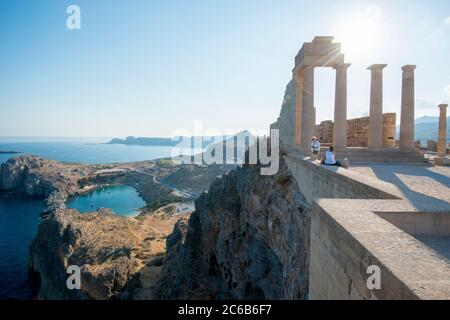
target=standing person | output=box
[310,136,321,161]
[322,146,341,167]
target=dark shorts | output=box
[312,150,319,155]
[322,161,341,167]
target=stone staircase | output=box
[336,147,430,165]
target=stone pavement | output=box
[349,164,450,212]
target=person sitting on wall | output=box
[321,146,341,167]
[310,136,321,161]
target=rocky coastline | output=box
[0,155,234,299]
[1,153,310,300]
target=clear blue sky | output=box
[0,0,449,138]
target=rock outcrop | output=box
[0,156,91,197]
[0,156,51,196]
[160,158,311,299]
[29,206,189,300]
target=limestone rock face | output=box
[0,156,70,197]
[0,156,34,192]
[160,158,311,299]
[29,207,186,300]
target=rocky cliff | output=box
[29,206,187,300]
[0,156,192,299]
[159,157,311,299]
[0,156,56,197]
[0,156,94,212]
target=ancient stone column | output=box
[438,104,448,158]
[367,64,387,149]
[333,63,351,151]
[400,65,416,149]
[301,67,315,153]
[294,71,304,146]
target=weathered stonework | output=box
[315,113,396,148]
[285,154,450,300]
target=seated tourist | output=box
[322,146,341,167]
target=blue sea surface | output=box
[0,195,44,300]
[0,137,184,165]
[67,185,146,216]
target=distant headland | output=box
[107,132,254,149]
[107,136,180,147]
[0,150,21,155]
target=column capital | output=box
[333,63,351,71]
[402,65,416,72]
[367,64,387,71]
[439,104,448,110]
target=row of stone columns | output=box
[367,64,417,150]
[295,63,351,153]
[296,62,420,153]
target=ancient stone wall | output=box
[271,80,296,147]
[427,140,438,152]
[315,121,333,144]
[383,113,396,147]
[314,113,396,147]
[285,155,449,300]
[284,155,400,204]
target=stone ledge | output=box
[313,199,450,300]
[285,154,403,203]
[285,155,450,299]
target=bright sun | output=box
[336,6,384,62]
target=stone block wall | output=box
[315,113,396,147]
[271,80,296,147]
[383,113,396,147]
[285,154,400,204]
[427,140,438,152]
[285,155,450,300]
[315,121,333,144]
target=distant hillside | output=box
[396,116,450,144]
[108,136,180,146]
[108,131,254,150]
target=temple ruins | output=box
[271,36,435,164]
[271,37,449,299]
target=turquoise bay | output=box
[67,185,146,216]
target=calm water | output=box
[67,185,146,216]
[0,195,44,300]
[0,137,188,165]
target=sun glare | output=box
[336,6,384,62]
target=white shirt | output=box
[311,140,320,150]
[324,151,336,165]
